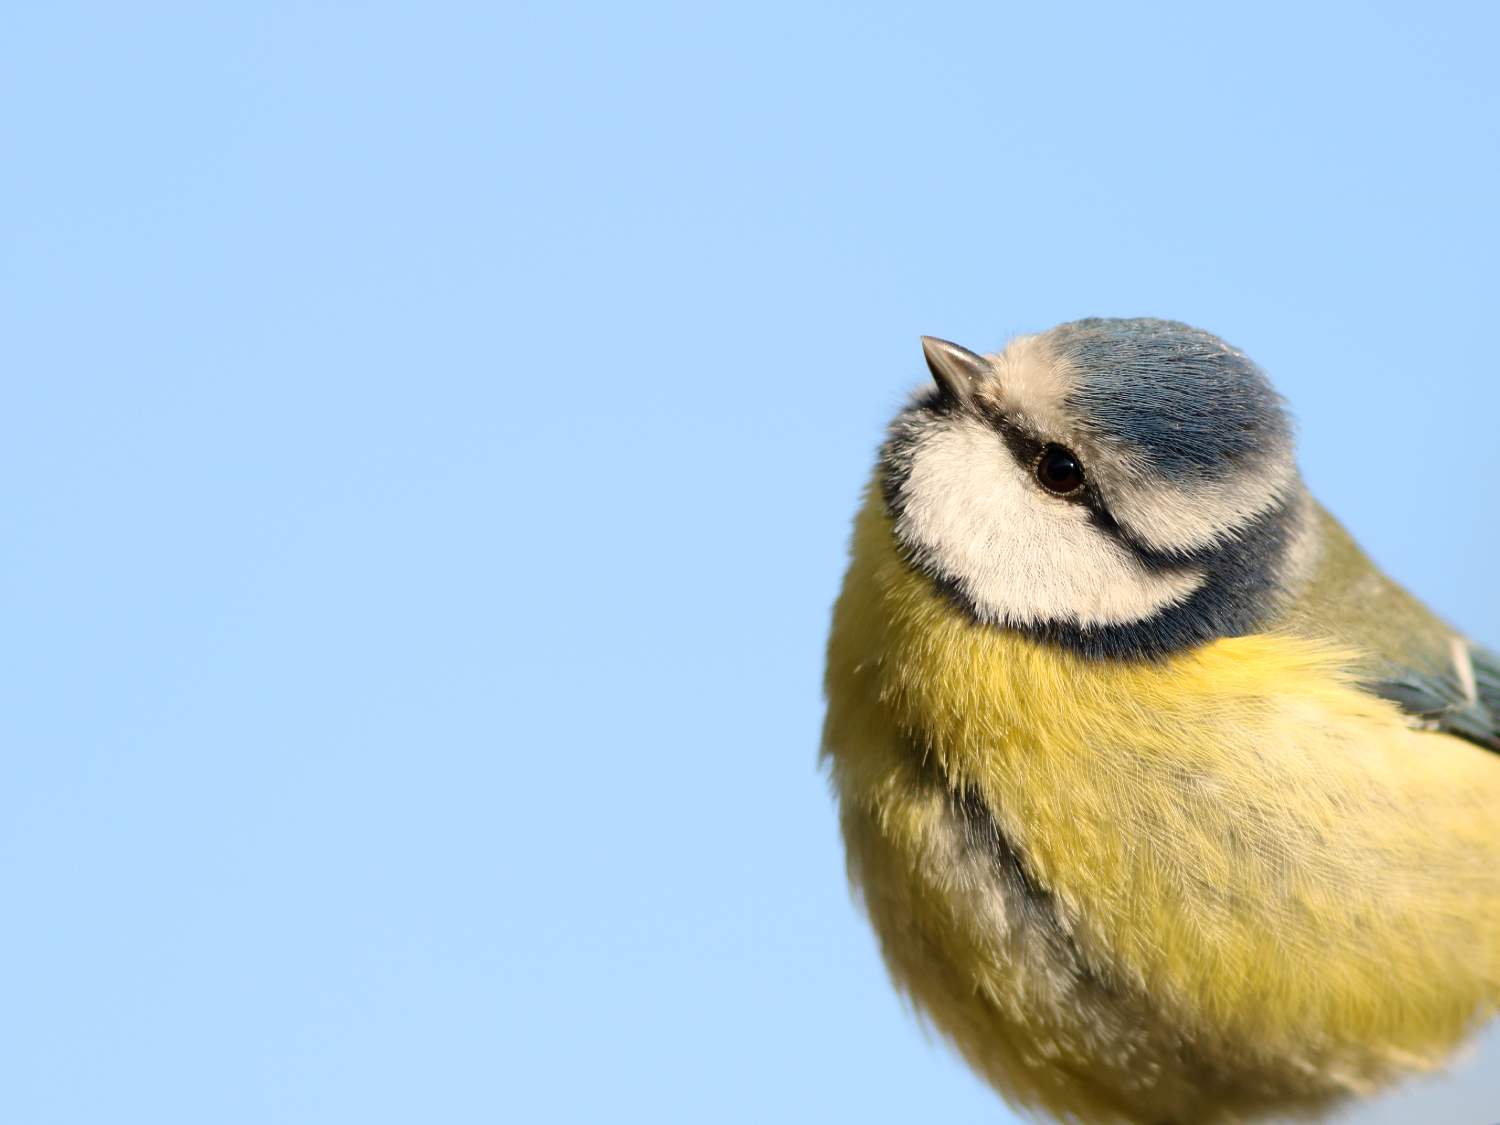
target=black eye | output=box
[1036,446,1084,494]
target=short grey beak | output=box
[920,336,992,404]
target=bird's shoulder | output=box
[1276,503,1500,752]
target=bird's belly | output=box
[840,756,1403,1125]
[832,656,1500,1121]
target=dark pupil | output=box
[1038,448,1083,493]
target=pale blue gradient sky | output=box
[1,3,1497,1123]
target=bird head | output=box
[882,318,1310,658]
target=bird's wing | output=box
[1362,644,1500,750]
[1277,503,1500,752]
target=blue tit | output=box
[822,318,1500,1125]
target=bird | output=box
[821,318,1500,1125]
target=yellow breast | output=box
[823,486,1500,1124]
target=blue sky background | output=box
[2,2,1498,1122]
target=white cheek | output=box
[894,418,1204,628]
